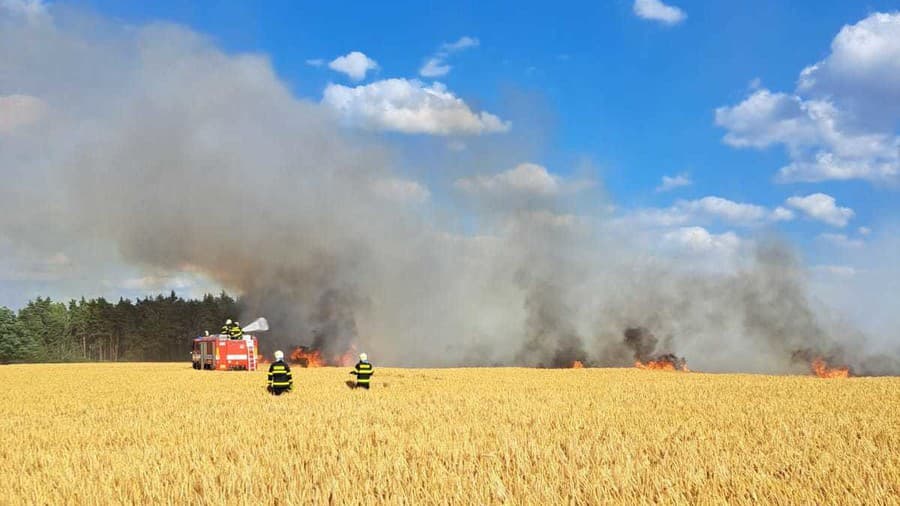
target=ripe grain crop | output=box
[1,363,898,505]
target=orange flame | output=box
[571,361,584,368]
[289,347,326,367]
[635,359,690,372]
[812,358,849,378]
[288,345,359,367]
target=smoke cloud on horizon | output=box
[1,4,897,373]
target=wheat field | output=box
[1,363,898,505]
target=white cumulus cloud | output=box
[771,206,796,222]
[328,51,378,81]
[455,163,563,197]
[681,196,786,225]
[785,193,854,227]
[663,226,740,255]
[633,0,687,25]
[453,164,595,211]
[715,90,820,149]
[798,13,900,121]
[683,197,768,223]
[715,13,900,184]
[627,196,794,228]
[323,78,510,135]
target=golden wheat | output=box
[1,363,898,505]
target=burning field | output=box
[2,362,898,504]
[811,357,850,378]
[289,345,357,368]
[285,325,861,380]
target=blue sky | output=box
[1,0,899,322]
[76,0,898,239]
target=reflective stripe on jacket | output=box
[354,361,374,384]
[268,360,293,388]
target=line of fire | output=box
[191,319,852,378]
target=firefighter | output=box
[229,320,243,339]
[267,350,293,395]
[349,352,374,389]
[220,319,233,335]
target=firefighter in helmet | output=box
[267,350,293,395]
[228,320,243,339]
[220,319,233,335]
[349,352,374,389]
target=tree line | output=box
[0,292,239,363]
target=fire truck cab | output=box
[192,334,260,371]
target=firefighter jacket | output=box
[228,324,243,339]
[267,360,293,390]
[351,361,374,385]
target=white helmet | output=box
[274,350,284,361]
[359,352,368,362]
[225,319,233,325]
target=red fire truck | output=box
[192,335,260,371]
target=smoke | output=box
[623,328,662,362]
[516,278,587,368]
[1,5,897,373]
[623,325,688,371]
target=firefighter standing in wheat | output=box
[349,352,374,389]
[267,350,293,395]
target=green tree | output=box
[0,306,36,362]
[5,291,242,362]
[17,297,70,361]
[67,298,89,359]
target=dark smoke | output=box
[308,289,360,358]
[623,327,660,362]
[516,278,587,368]
[622,327,687,369]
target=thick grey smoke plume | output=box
[1,5,897,373]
